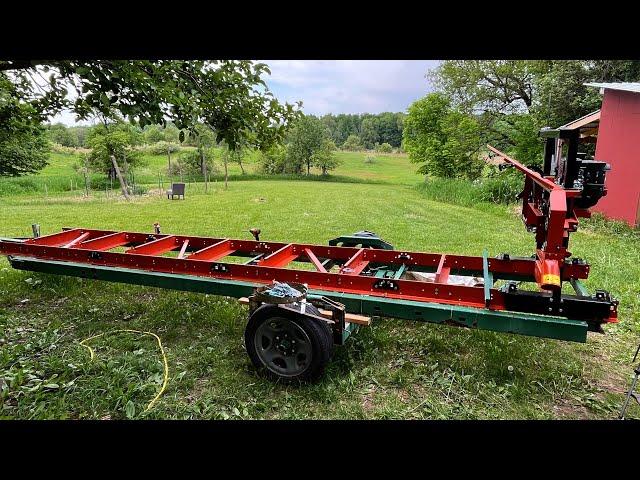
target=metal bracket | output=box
[373,279,399,291]
[210,263,230,274]
[88,251,103,261]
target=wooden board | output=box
[238,297,371,326]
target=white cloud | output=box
[48,60,440,125]
[263,60,440,115]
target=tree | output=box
[403,93,482,179]
[429,60,544,114]
[342,134,363,151]
[360,116,379,149]
[0,60,301,155]
[163,123,181,144]
[376,112,404,147]
[149,141,181,171]
[0,74,49,176]
[143,124,165,144]
[176,148,216,176]
[286,115,327,175]
[312,139,341,175]
[86,121,144,196]
[259,144,288,175]
[534,61,602,129]
[47,123,78,147]
[220,143,244,189]
[428,60,640,165]
[70,126,90,148]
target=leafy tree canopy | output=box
[0,60,301,150]
[286,115,328,175]
[403,92,482,179]
[0,74,49,176]
[86,121,144,175]
[312,139,341,175]
[342,134,363,151]
[428,60,640,164]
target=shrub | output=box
[364,155,376,164]
[376,142,393,153]
[342,134,363,151]
[146,141,181,156]
[258,144,289,174]
[170,149,218,176]
[50,143,79,155]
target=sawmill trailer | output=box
[0,137,619,381]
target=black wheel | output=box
[244,303,333,382]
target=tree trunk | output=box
[110,155,130,200]
[204,160,208,193]
[238,159,245,175]
[307,161,310,175]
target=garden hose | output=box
[79,329,169,413]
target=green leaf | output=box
[125,400,136,419]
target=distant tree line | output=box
[316,112,405,149]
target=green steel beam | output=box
[8,256,588,343]
[570,278,590,297]
[393,263,407,280]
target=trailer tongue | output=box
[0,138,619,381]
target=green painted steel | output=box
[393,263,407,280]
[328,235,394,250]
[571,279,590,297]
[8,256,588,343]
[342,322,359,343]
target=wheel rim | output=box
[254,316,313,377]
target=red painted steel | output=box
[188,239,235,261]
[0,225,599,314]
[340,249,369,275]
[593,89,640,226]
[0,227,562,311]
[487,145,591,290]
[75,232,128,251]
[304,248,327,273]
[259,244,298,268]
[127,235,179,255]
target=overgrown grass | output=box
[1,180,638,419]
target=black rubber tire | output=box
[244,303,333,383]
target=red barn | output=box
[585,82,640,227]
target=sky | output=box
[49,60,440,125]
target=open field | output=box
[1,151,639,420]
[0,149,422,197]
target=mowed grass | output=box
[0,148,420,198]
[1,179,639,420]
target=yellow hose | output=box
[79,329,169,413]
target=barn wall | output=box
[593,89,640,226]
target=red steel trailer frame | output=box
[0,144,620,380]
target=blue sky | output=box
[50,60,440,125]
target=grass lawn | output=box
[0,152,639,419]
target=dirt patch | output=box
[552,398,596,419]
[362,385,376,412]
